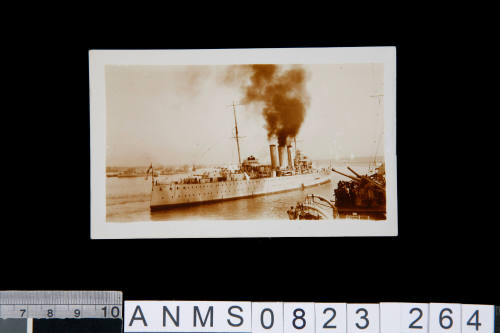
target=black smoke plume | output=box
[226,64,309,146]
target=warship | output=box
[148,106,331,211]
[288,163,386,220]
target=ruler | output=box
[0,290,122,319]
[0,291,123,333]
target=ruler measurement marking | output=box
[0,291,122,320]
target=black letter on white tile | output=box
[228,305,244,327]
[194,306,214,327]
[164,306,180,327]
[129,305,148,327]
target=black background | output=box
[2,11,497,306]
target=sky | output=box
[105,63,384,167]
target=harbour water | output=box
[106,163,373,222]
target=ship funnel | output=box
[287,145,294,169]
[278,145,288,169]
[269,144,278,169]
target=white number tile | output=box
[315,303,347,333]
[461,304,494,333]
[429,303,461,333]
[347,304,380,333]
[379,303,401,333]
[283,303,315,333]
[399,303,429,333]
[252,302,284,333]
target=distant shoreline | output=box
[107,156,385,170]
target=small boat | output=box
[287,194,337,220]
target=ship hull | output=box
[150,172,331,211]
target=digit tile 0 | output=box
[252,302,284,333]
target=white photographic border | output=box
[89,47,397,239]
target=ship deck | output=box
[150,176,331,211]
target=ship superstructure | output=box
[149,104,331,211]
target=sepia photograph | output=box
[90,48,397,238]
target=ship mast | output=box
[232,102,242,167]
